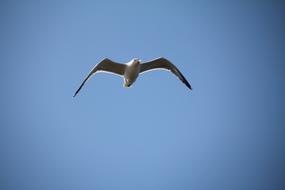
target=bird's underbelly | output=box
[124,66,139,87]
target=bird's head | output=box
[132,58,141,65]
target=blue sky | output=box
[1,1,285,190]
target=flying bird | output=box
[73,57,192,97]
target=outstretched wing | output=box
[73,58,126,97]
[140,57,192,90]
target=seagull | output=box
[73,57,192,97]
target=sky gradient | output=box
[1,1,285,190]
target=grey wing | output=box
[73,58,126,97]
[140,57,192,90]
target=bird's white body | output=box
[123,59,141,87]
[73,57,192,97]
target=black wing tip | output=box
[73,87,82,98]
[73,91,78,98]
[73,82,85,98]
[180,74,192,91]
[187,81,192,90]
[186,83,192,91]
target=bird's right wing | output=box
[73,58,126,97]
[140,57,192,90]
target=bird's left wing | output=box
[140,57,192,90]
[73,58,126,97]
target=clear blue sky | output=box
[1,1,285,190]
